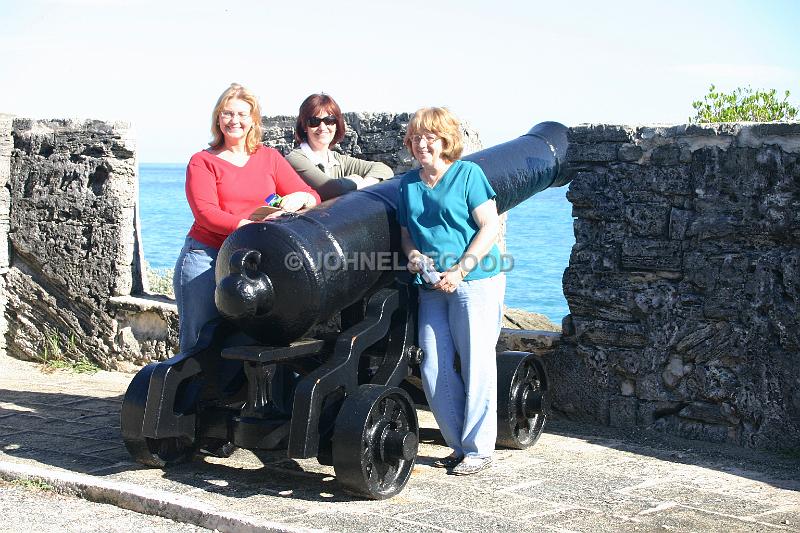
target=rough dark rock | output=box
[4,119,147,369]
[556,122,800,451]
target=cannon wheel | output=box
[121,363,197,467]
[496,351,548,449]
[333,385,419,499]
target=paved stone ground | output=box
[0,353,798,532]
[0,479,211,532]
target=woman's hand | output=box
[345,175,380,190]
[345,175,365,189]
[432,265,466,293]
[279,192,317,212]
[355,176,380,189]
[406,250,429,274]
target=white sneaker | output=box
[451,456,492,475]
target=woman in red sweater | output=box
[173,83,320,352]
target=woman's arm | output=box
[279,191,318,212]
[272,150,321,204]
[400,226,424,273]
[459,198,500,274]
[285,150,358,200]
[435,198,500,292]
[338,153,394,181]
[267,151,320,213]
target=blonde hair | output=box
[403,107,463,163]
[209,83,263,154]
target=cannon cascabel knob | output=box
[215,248,275,319]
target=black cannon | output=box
[121,122,570,499]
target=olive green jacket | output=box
[285,148,394,201]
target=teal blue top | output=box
[397,160,502,283]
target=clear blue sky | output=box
[1,0,798,162]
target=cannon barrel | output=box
[215,121,570,344]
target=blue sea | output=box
[139,163,575,324]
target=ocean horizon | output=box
[139,163,575,324]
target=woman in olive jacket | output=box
[285,93,393,201]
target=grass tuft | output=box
[37,327,99,374]
[13,477,54,491]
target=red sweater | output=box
[185,146,320,248]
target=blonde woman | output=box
[397,107,504,475]
[174,83,320,352]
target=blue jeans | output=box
[173,236,220,353]
[418,274,505,459]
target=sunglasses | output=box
[307,115,337,127]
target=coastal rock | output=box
[502,307,560,332]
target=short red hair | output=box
[294,93,346,147]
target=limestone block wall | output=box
[2,118,163,369]
[550,122,800,450]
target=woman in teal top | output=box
[397,107,504,476]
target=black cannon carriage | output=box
[121,122,571,499]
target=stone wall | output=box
[2,118,173,370]
[550,122,800,450]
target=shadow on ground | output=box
[2,386,799,501]
[544,418,800,492]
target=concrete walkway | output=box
[0,353,798,532]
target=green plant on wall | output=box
[38,327,98,373]
[690,84,798,123]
